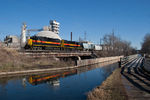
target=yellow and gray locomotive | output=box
[25,35,83,50]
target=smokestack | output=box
[21,23,27,48]
[71,32,72,41]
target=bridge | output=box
[19,50,92,58]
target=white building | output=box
[50,20,60,34]
[4,35,20,48]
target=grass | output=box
[0,46,75,72]
[87,68,127,100]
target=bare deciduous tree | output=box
[141,33,150,54]
[98,33,136,57]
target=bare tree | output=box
[141,33,150,54]
[100,33,136,56]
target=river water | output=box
[0,62,118,100]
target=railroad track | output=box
[19,50,92,58]
[19,50,91,53]
[121,56,150,100]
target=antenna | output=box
[112,29,114,40]
[79,36,81,42]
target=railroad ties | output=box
[121,56,150,100]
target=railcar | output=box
[93,45,102,51]
[63,40,82,50]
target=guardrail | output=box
[120,54,139,67]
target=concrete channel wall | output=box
[144,59,150,72]
[0,56,123,77]
[77,56,123,66]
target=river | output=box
[0,62,118,100]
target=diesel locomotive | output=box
[25,35,83,50]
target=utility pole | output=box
[112,29,115,51]
[100,38,102,45]
[84,31,86,41]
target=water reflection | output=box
[0,62,118,100]
[26,63,104,86]
[27,69,77,86]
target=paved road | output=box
[121,56,150,100]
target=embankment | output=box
[0,47,123,77]
[0,56,122,77]
[87,68,127,100]
[0,47,74,72]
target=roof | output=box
[6,35,18,38]
[35,31,61,40]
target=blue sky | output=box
[0,0,150,49]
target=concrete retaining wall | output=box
[77,56,123,66]
[0,56,123,77]
[144,59,150,72]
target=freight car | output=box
[93,45,102,51]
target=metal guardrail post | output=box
[118,58,121,68]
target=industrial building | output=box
[4,35,20,48]
[20,20,60,48]
[3,20,61,49]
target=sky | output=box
[0,0,150,49]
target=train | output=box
[22,21,102,51]
[25,34,102,51]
